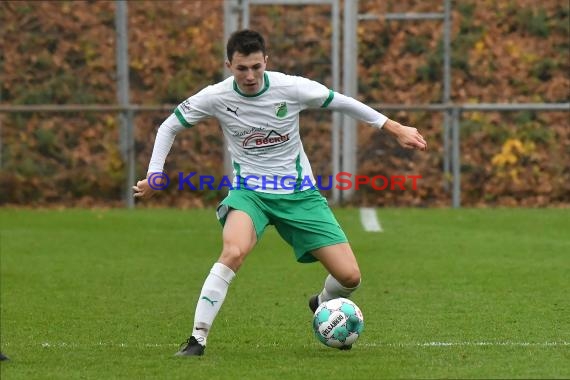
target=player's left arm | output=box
[326,91,427,151]
[296,77,426,151]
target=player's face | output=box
[227,51,267,95]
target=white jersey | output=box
[148,71,388,194]
[175,71,333,193]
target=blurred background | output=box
[1,0,568,209]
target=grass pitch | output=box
[1,208,569,379]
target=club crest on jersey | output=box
[274,102,288,118]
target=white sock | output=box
[191,262,235,346]
[318,274,360,303]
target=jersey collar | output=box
[233,72,270,98]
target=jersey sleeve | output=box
[147,114,185,173]
[327,92,388,128]
[173,85,214,128]
[295,76,334,109]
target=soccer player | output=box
[133,29,427,356]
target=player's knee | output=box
[219,244,246,271]
[338,269,361,289]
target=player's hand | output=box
[132,177,158,200]
[383,119,427,151]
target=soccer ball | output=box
[312,298,364,348]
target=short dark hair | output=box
[226,29,266,62]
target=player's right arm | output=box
[133,88,213,200]
[133,114,185,199]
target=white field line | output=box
[378,341,569,347]
[8,341,566,349]
[359,207,383,232]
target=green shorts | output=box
[216,189,348,263]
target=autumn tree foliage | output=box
[1,1,568,207]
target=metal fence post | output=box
[451,107,461,208]
[115,0,135,208]
[342,0,358,201]
[331,0,341,204]
[443,111,451,190]
[442,0,452,191]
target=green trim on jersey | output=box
[233,161,242,184]
[321,89,334,108]
[294,154,303,192]
[233,72,270,98]
[174,108,193,128]
[233,161,248,188]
